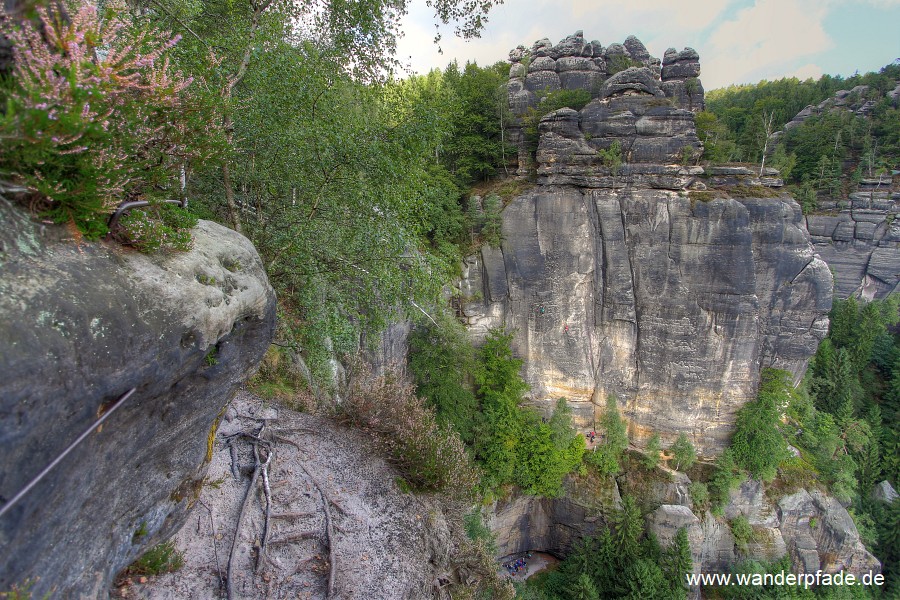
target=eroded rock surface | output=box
[806,186,900,300]
[0,199,276,598]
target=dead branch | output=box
[295,461,337,598]
[196,500,225,594]
[255,443,274,574]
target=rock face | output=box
[507,33,704,177]
[490,472,879,579]
[805,186,900,300]
[462,33,833,454]
[0,199,276,598]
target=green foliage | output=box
[596,141,623,176]
[688,481,709,510]
[439,61,513,186]
[670,433,696,472]
[586,395,628,476]
[118,204,198,252]
[642,433,661,470]
[730,369,790,482]
[709,448,745,515]
[662,528,693,599]
[408,315,478,444]
[126,541,185,576]
[473,331,584,496]
[730,515,753,552]
[0,0,220,240]
[695,110,736,164]
[463,510,498,556]
[606,55,643,75]
[705,64,900,183]
[522,496,693,600]
[479,193,504,247]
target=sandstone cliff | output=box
[461,34,833,454]
[0,198,276,597]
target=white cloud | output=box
[786,63,825,81]
[397,0,734,75]
[702,0,833,88]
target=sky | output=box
[395,0,900,90]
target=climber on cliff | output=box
[564,323,569,333]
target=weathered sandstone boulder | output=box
[0,198,276,597]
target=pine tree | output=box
[643,433,661,469]
[613,496,644,558]
[662,527,693,599]
[565,573,600,600]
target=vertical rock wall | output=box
[461,34,833,454]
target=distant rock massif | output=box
[0,198,276,597]
[782,84,900,300]
[461,33,834,454]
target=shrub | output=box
[729,516,753,552]
[688,481,709,510]
[126,540,184,576]
[116,204,197,252]
[642,433,661,469]
[0,0,218,239]
[340,367,480,500]
[597,141,623,176]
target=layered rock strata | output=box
[0,199,276,598]
[461,34,832,454]
[507,32,705,176]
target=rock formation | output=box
[806,183,900,300]
[0,198,276,597]
[461,33,832,454]
[506,32,705,177]
[780,82,900,300]
[489,471,880,580]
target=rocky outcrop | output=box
[488,474,621,558]
[463,33,833,454]
[461,184,831,452]
[778,82,900,300]
[0,199,276,598]
[806,186,900,300]
[506,32,704,177]
[490,472,878,579]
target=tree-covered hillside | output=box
[699,63,900,212]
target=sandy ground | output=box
[119,390,458,600]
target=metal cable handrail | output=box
[0,388,136,519]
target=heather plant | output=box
[0,0,217,240]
